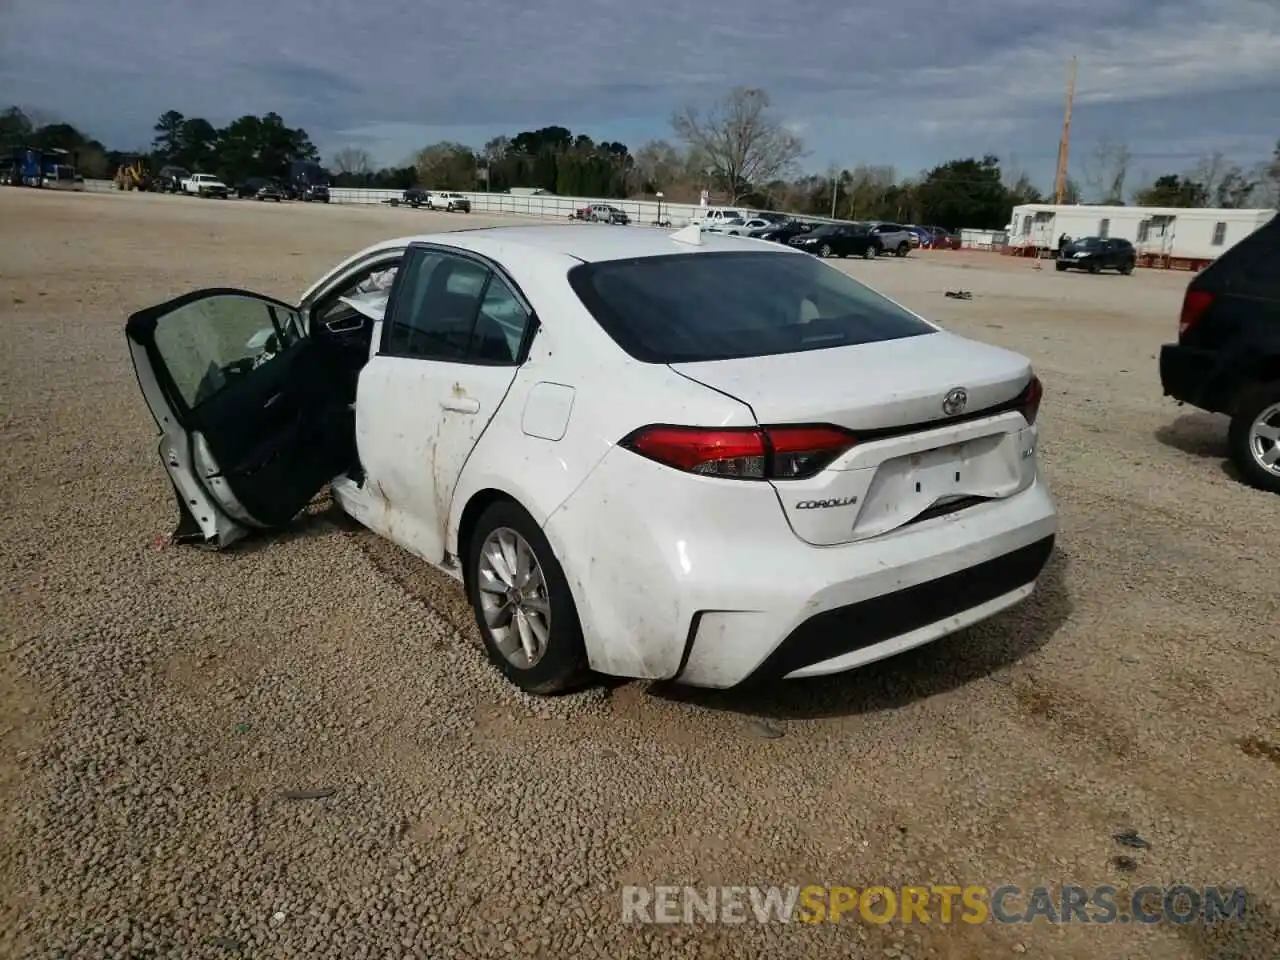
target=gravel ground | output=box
[2,189,1278,960]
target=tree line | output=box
[1,105,319,186]
[5,89,1278,230]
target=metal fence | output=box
[79,179,850,227]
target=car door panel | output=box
[126,288,350,543]
[351,246,533,565]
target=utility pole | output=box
[830,170,839,219]
[1054,56,1078,204]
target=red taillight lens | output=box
[1021,375,1043,425]
[766,425,857,479]
[1179,290,1213,337]
[621,424,856,480]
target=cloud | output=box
[1,0,1276,184]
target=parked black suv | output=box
[154,165,189,194]
[1159,214,1280,493]
[788,222,884,259]
[1056,236,1136,274]
[755,218,813,242]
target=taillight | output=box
[1021,375,1043,425]
[1179,290,1213,337]
[620,424,856,480]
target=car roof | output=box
[368,224,801,264]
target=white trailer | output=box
[1004,203,1276,270]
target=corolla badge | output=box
[942,387,969,416]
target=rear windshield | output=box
[567,251,936,363]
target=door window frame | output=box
[377,243,540,367]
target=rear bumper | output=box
[738,534,1053,684]
[1159,343,1220,411]
[543,446,1059,689]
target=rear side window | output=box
[567,251,936,364]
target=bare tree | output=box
[633,138,683,192]
[331,147,372,177]
[1186,152,1228,207]
[1082,137,1131,204]
[482,136,511,163]
[414,142,477,190]
[670,87,804,203]
[842,165,896,219]
[1212,165,1260,208]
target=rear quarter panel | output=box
[446,245,756,558]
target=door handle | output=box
[440,397,480,414]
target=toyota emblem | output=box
[942,388,968,416]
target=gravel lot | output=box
[2,189,1278,960]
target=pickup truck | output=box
[181,173,230,198]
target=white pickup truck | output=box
[181,173,230,199]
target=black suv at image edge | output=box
[1159,214,1280,493]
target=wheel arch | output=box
[1230,353,1280,412]
[455,487,520,580]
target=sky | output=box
[2,0,1278,192]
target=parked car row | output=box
[692,209,962,259]
[387,189,472,212]
[146,163,331,203]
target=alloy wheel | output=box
[476,527,552,668]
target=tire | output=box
[1120,260,1134,275]
[1056,263,1068,272]
[863,245,878,260]
[1227,382,1280,494]
[895,243,909,257]
[819,244,833,258]
[1088,262,1101,274]
[465,500,588,694]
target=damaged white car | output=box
[126,225,1058,694]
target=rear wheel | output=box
[863,244,878,260]
[1088,262,1101,274]
[1120,260,1135,275]
[895,243,909,257]
[466,500,588,693]
[819,244,833,257]
[1228,383,1280,494]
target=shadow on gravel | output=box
[651,547,1073,721]
[1176,890,1280,960]
[1154,412,1229,459]
[223,499,359,554]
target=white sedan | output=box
[126,224,1058,694]
[705,217,775,235]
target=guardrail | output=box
[80,178,848,227]
[78,179,967,242]
[331,188,716,225]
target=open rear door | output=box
[126,288,354,548]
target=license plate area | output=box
[851,434,1021,539]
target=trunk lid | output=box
[670,331,1039,545]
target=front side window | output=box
[383,249,530,363]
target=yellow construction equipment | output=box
[114,157,152,191]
